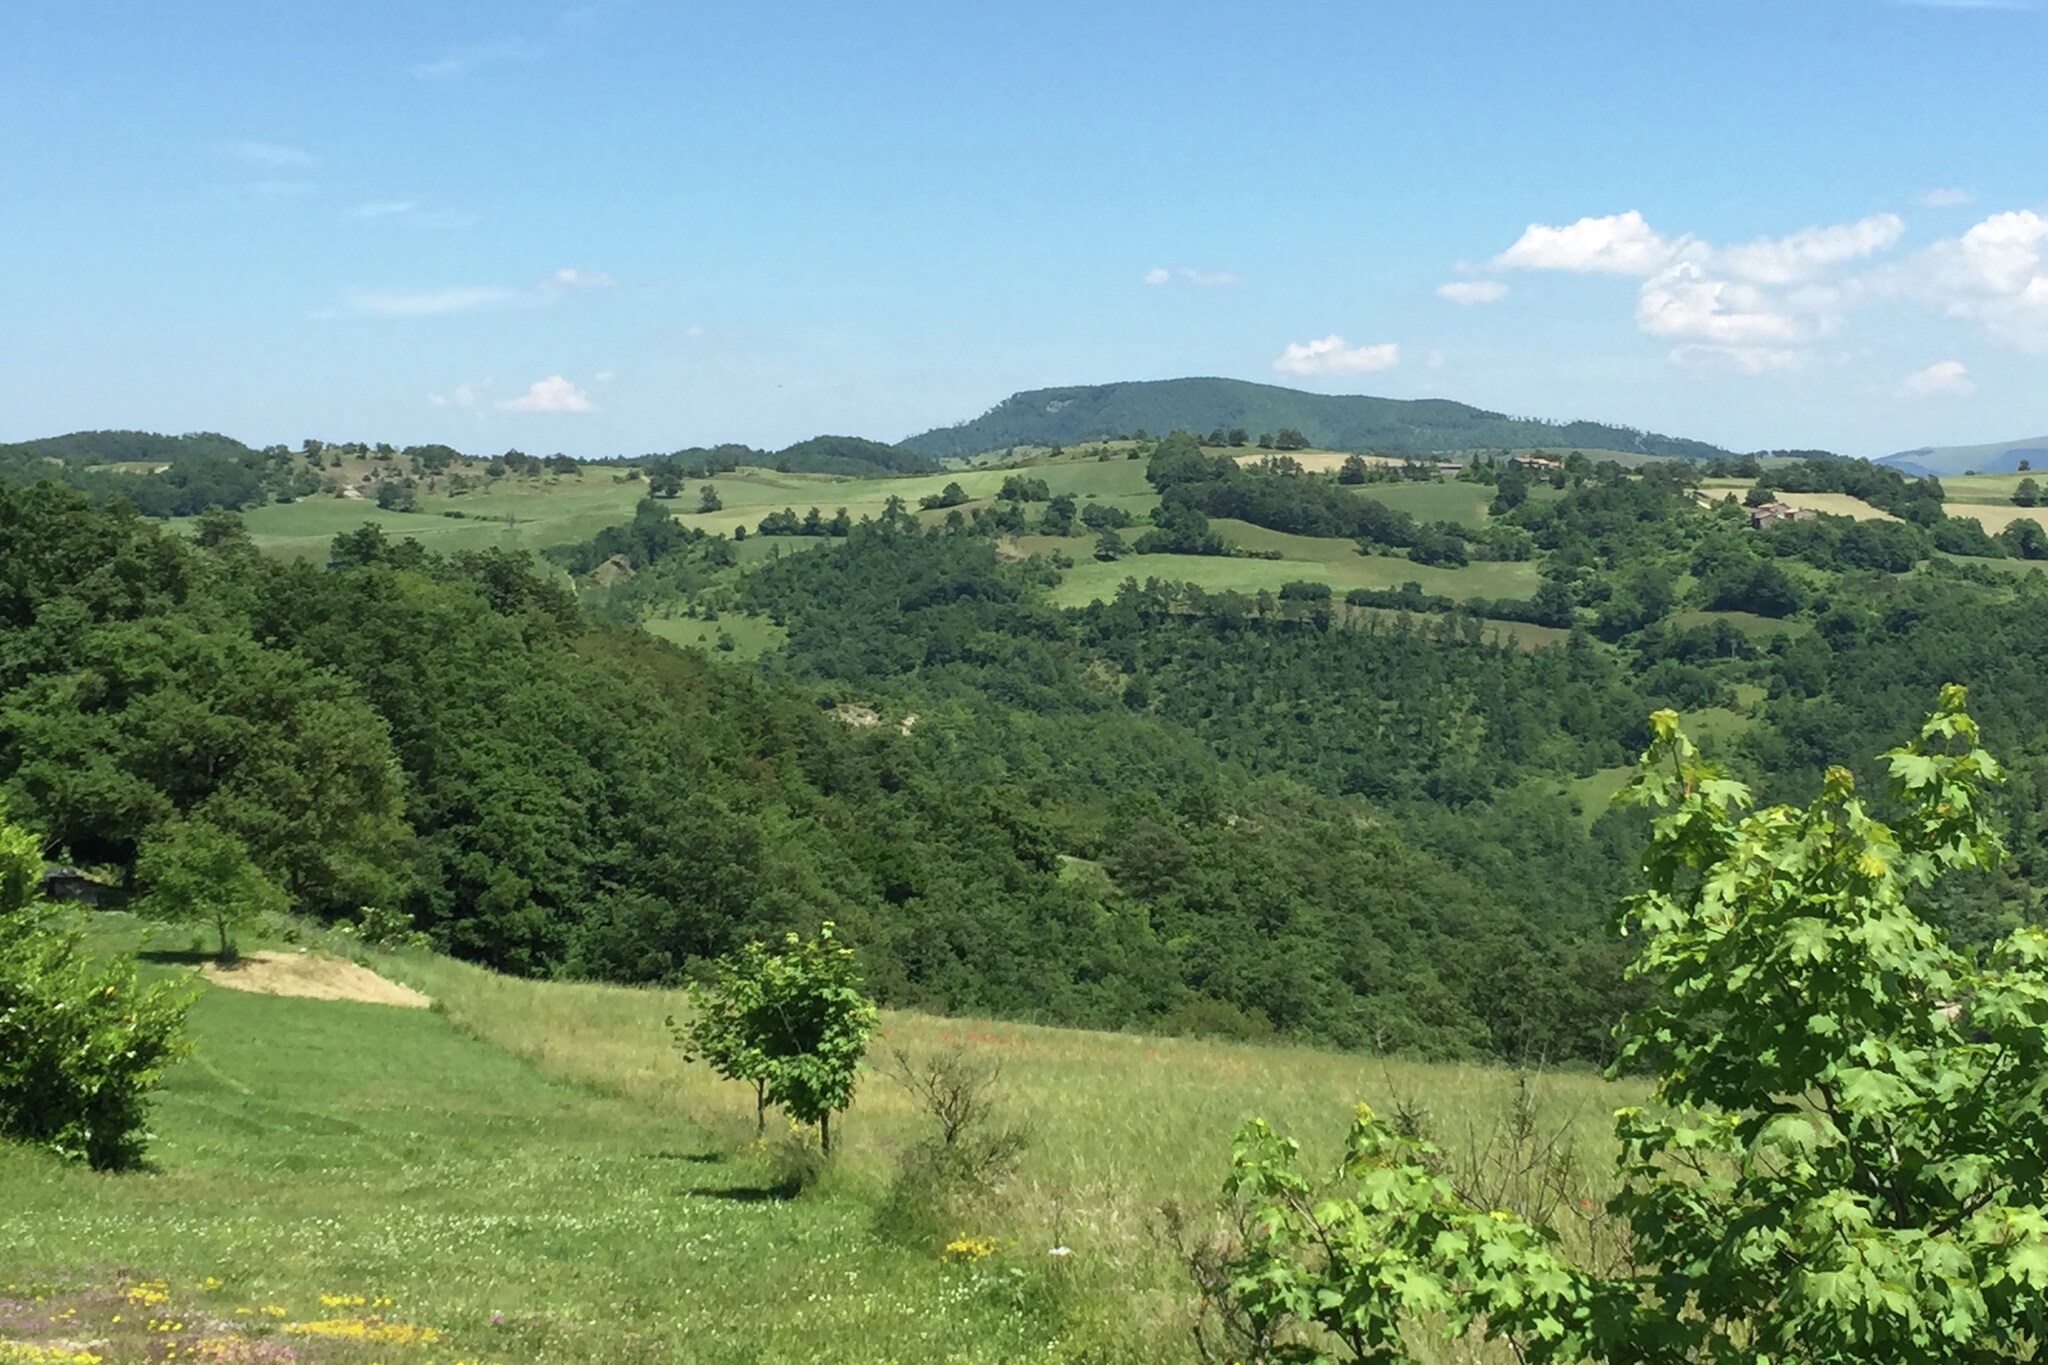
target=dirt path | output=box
[202,950,432,1008]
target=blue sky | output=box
[4,1,2044,457]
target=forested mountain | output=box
[1879,434,2048,477]
[900,378,1734,460]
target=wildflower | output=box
[1047,1246,1072,1258]
[941,1235,998,1263]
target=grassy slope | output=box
[1,918,1632,1364]
[173,474,652,560]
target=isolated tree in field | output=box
[1337,454,1369,485]
[1196,687,2048,1364]
[697,484,723,513]
[672,924,877,1152]
[670,945,773,1134]
[2012,476,2039,508]
[0,799,191,1170]
[134,817,287,962]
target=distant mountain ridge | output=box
[1877,436,2048,478]
[900,377,1734,461]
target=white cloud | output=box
[1143,265,1239,286]
[1900,359,1976,397]
[1890,209,2048,349]
[1489,209,1916,371]
[1494,210,1678,275]
[1714,214,1903,285]
[1637,263,1802,345]
[351,200,417,219]
[348,286,515,317]
[549,266,615,289]
[411,36,542,80]
[499,375,594,413]
[1921,187,1975,207]
[1273,335,1400,376]
[1437,280,1508,305]
[1668,344,1809,374]
[231,140,315,167]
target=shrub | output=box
[1189,687,2048,1364]
[0,803,192,1170]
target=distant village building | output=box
[1748,500,1818,530]
[1510,455,1563,473]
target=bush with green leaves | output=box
[1194,686,2048,1364]
[0,802,192,1170]
[672,923,876,1153]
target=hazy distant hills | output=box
[1877,436,2048,478]
[900,377,1734,461]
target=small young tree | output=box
[0,800,193,1170]
[672,924,877,1153]
[1194,687,2048,1365]
[752,923,876,1154]
[670,942,774,1135]
[134,817,287,962]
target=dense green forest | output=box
[8,426,2048,1068]
[899,378,1734,460]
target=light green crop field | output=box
[173,476,652,560]
[1941,472,2040,502]
[1048,524,1542,609]
[1350,481,1494,525]
[1945,503,2048,535]
[665,463,1160,538]
[1670,609,1812,639]
[642,611,789,661]
[0,919,1635,1364]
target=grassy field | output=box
[1347,481,1493,525]
[1944,503,2048,535]
[1670,608,1811,639]
[1940,471,2040,502]
[1050,533,1542,609]
[642,611,789,660]
[175,476,651,560]
[0,917,1635,1364]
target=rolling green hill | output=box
[901,378,1733,461]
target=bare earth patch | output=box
[203,950,432,1009]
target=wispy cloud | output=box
[1900,359,1976,397]
[1143,265,1240,286]
[1921,187,1975,207]
[411,36,542,80]
[1273,335,1400,376]
[348,200,476,228]
[342,266,613,317]
[1438,280,1508,305]
[499,375,594,413]
[230,139,316,168]
[350,286,515,318]
[428,381,493,416]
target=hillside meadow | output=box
[0,915,1636,1365]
